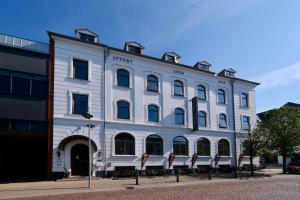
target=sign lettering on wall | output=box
[113,56,133,64]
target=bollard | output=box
[208,166,211,180]
[176,169,179,182]
[135,170,139,185]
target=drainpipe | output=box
[103,46,109,177]
[231,79,238,178]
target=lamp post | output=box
[82,113,93,189]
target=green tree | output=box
[255,107,300,173]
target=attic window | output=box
[166,55,175,62]
[226,71,235,77]
[79,32,96,42]
[128,45,141,54]
[201,65,210,71]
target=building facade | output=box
[0,33,49,180]
[49,29,259,178]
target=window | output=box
[242,140,251,156]
[115,133,135,155]
[0,119,9,130]
[242,116,250,130]
[148,104,159,122]
[197,138,210,156]
[219,114,227,128]
[147,75,158,92]
[198,111,207,127]
[217,89,225,104]
[12,76,30,96]
[218,139,230,156]
[117,100,130,119]
[0,73,10,93]
[73,59,88,80]
[174,80,184,96]
[31,121,47,132]
[31,79,47,97]
[146,135,163,155]
[173,136,188,155]
[79,33,96,42]
[72,94,88,115]
[128,45,141,54]
[117,69,130,87]
[241,93,249,107]
[11,120,29,132]
[175,108,185,125]
[166,55,175,62]
[197,85,206,100]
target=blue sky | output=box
[1,0,299,112]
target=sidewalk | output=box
[0,170,280,200]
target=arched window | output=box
[198,111,207,127]
[175,108,185,125]
[197,85,206,100]
[147,75,158,92]
[117,69,129,87]
[115,133,135,155]
[217,89,225,104]
[173,136,188,155]
[242,140,251,156]
[219,113,227,128]
[174,80,184,96]
[197,138,210,156]
[117,100,130,119]
[148,104,159,122]
[218,139,230,156]
[146,134,163,155]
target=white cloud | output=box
[255,62,300,90]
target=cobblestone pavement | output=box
[1,175,300,200]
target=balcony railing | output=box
[0,33,49,54]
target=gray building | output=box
[0,33,49,181]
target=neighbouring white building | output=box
[49,29,259,178]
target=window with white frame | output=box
[174,80,184,96]
[242,116,250,130]
[148,104,159,122]
[175,108,185,125]
[197,85,206,100]
[198,111,207,127]
[117,100,130,119]
[117,69,130,87]
[73,59,88,80]
[147,75,159,92]
[219,113,227,128]
[241,93,249,107]
[217,89,225,104]
[72,94,88,114]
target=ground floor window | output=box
[218,139,230,156]
[173,136,188,155]
[146,134,163,155]
[115,133,135,155]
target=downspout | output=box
[231,79,238,178]
[103,45,109,177]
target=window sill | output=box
[112,155,138,157]
[197,98,207,102]
[197,156,212,158]
[175,155,190,158]
[145,89,160,94]
[149,155,164,158]
[172,94,185,98]
[114,85,131,90]
[216,102,227,106]
[68,77,90,82]
[239,106,249,109]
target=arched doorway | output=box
[71,144,89,176]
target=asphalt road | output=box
[8,175,300,200]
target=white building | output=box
[48,29,259,178]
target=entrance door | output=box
[71,144,89,176]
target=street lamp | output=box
[82,113,93,189]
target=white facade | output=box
[50,31,259,176]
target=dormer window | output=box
[79,32,96,42]
[124,42,144,55]
[219,68,236,78]
[162,52,181,63]
[128,45,141,54]
[75,28,99,43]
[166,55,175,62]
[194,61,211,71]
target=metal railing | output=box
[0,33,49,54]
